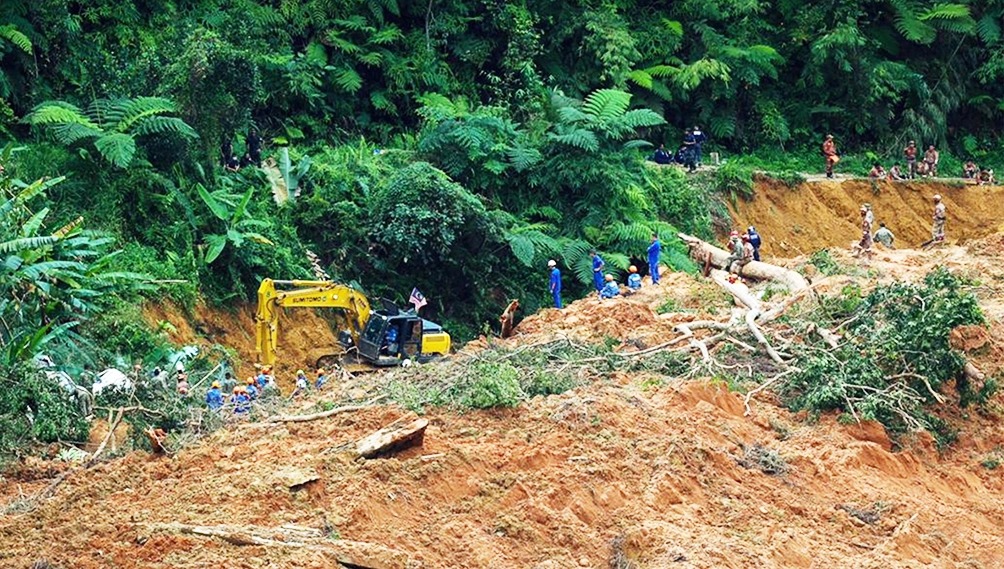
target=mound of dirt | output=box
[143,302,339,392]
[732,178,1004,257]
[6,375,1004,568]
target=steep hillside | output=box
[731,178,1004,257]
[5,237,1004,568]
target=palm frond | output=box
[0,236,59,255]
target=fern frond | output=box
[890,0,938,43]
[94,133,137,168]
[582,89,632,122]
[556,106,589,124]
[369,25,403,45]
[0,24,32,54]
[507,233,536,267]
[507,145,542,172]
[23,102,99,130]
[50,123,103,145]
[617,108,666,129]
[334,16,370,31]
[358,51,383,66]
[645,64,681,78]
[919,3,971,21]
[708,115,737,138]
[976,14,1002,45]
[627,69,653,89]
[113,97,177,132]
[548,129,600,153]
[662,19,684,38]
[131,116,199,139]
[334,66,363,92]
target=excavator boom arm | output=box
[255,279,372,366]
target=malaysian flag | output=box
[409,287,428,311]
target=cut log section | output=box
[678,232,809,292]
[355,418,429,459]
[143,523,414,569]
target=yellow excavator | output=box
[255,279,451,368]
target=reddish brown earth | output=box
[4,179,1004,568]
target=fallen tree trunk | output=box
[144,522,412,569]
[264,395,387,424]
[678,232,809,292]
[355,417,429,458]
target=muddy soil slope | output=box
[5,185,1004,568]
[731,178,1004,257]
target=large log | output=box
[678,233,809,292]
[144,523,414,569]
[355,417,429,458]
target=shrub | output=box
[783,268,985,442]
[458,361,525,409]
[0,363,89,460]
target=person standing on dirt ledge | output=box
[822,134,839,178]
[693,125,706,166]
[904,141,918,179]
[924,145,940,178]
[932,195,947,243]
[548,259,563,309]
[851,206,874,260]
[590,250,606,292]
[647,233,661,285]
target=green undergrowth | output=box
[780,268,996,447]
[383,337,691,413]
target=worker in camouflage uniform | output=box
[852,206,873,259]
[932,194,946,243]
[723,230,743,272]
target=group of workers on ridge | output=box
[650,126,707,173]
[202,365,329,415]
[547,233,662,308]
[826,136,996,184]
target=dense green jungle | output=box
[2,0,1004,455]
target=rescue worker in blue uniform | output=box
[590,250,605,291]
[693,126,706,166]
[600,274,620,299]
[232,387,250,415]
[206,381,223,411]
[548,259,562,309]
[627,265,642,290]
[245,376,259,400]
[647,233,662,285]
[747,226,762,262]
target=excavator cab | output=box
[357,310,450,366]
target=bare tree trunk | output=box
[678,233,809,292]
